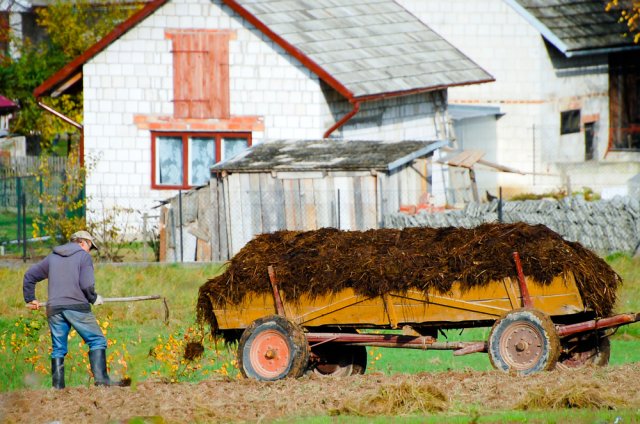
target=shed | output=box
[0,95,18,135]
[160,138,447,262]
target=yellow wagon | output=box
[207,254,639,381]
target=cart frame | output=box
[212,253,639,380]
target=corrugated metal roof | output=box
[231,0,493,98]
[211,139,447,173]
[506,0,640,56]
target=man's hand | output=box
[94,295,104,306]
[26,300,41,310]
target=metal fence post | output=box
[39,177,43,218]
[337,189,341,229]
[498,186,503,223]
[169,208,176,262]
[16,176,22,246]
[179,190,184,262]
[142,212,148,262]
[21,192,27,262]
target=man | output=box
[23,230,127,389]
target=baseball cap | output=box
[70,230,99,251]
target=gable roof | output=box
[505,0,640,57]
[225,0,492,99]
[0,95,18,111]
[0,0,29,12]
[211,139,448,173]
[35,0,493,100]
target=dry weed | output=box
[4,366,640,423]
[332,379,447,416]
[517,380,623,410]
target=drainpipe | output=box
[36,100,84,165]
[323,100,360,139]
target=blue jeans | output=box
[48,310,107,358]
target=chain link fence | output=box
[0,157,80,259]
[161,187,434,262]
[160,182,640,262]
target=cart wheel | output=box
[310,343,367,377]
[557,332,610,370]
[238,315,309,381]
[488,309,560,375]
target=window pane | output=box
[189,137,216,186]
[560,110,580,135]
[157,136,183,185]
[222,137,248,160]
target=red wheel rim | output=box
[499,322,544,370]
[250,330,291,379]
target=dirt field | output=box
[2,364,640,423]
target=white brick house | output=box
[34,0,492,224]
[399,0,640,199]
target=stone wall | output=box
[385,196,640,255]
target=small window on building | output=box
[151,132,250,189]
[560,110,581,135]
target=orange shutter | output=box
[0,13,9,61]
[166,30,231,119]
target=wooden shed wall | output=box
[160,158,431,262]
[219,171,379,258]
[216,158,430,259]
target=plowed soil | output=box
[2,365,640,423]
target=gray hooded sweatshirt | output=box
[23,242,98,316]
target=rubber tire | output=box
[488,309,560,375]
[557,333,611,370]
[310,344,367,377]
[237,315,309,381]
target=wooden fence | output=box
[0,156,67,178]
[0,156,69,210]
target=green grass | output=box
[0,262,240,391]
[2,254,640,393]
[372,332,640,375]
[277,408,640,423]
[370,328,492,374]
[0,210,35,244]
[370,254,640,374]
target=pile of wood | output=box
[197,223,621,331]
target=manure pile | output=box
[197,222,621,331]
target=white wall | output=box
[398,0,624,197]
[452,115,500,199]
[83,0,444,224]
[83,0,328,222]
[352,93,442,141]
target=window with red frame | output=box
[151,132,251,189]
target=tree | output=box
[0,1,140,242]
[0,0,140,142]
[36,0,138,59]
[607,0,640,43]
